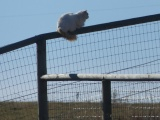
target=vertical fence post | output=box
[37,40,48,120]
[102,80,112,120]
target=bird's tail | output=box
[57,28,77,41]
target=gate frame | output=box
[41,74,160,120]
[1,13,160,120]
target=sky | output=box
[1,0,160,47]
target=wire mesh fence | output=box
[0,14,160,120]
[0,44,38,120]
[47,21,160,74]
[47,81,160,120]
[46,20,160,120]
[111,81,160,120]
[47,81,102,120]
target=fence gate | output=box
[1,13,160,120]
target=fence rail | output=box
[1,13,160,54]
[41,74,160,81]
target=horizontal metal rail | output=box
[1,13,160,54]
[41,74,160,81]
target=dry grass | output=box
[0,102,160,120]
[0,102,38,120]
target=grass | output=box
[0,102,38,120]
[0,102,160,120]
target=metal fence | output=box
[0,13,160,120]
